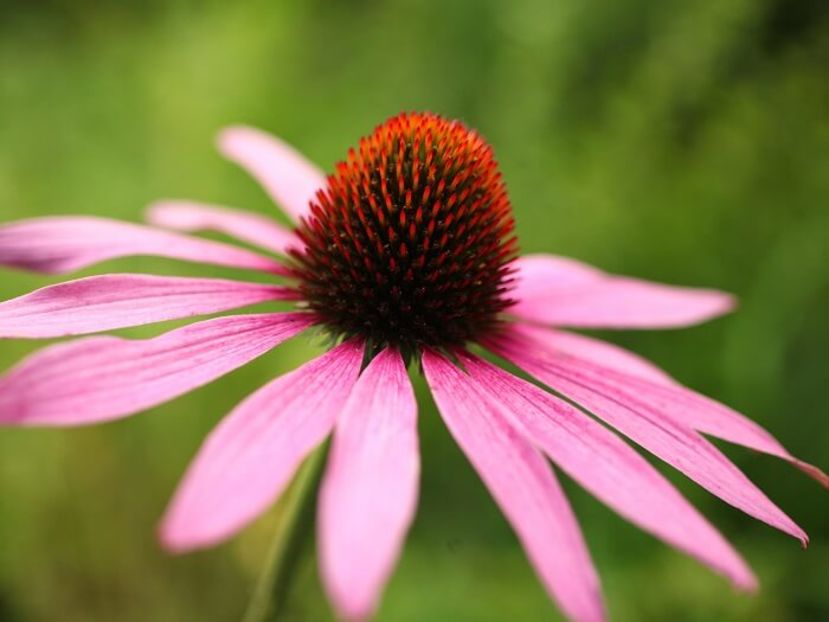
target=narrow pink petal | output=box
[0,312,314,426]
[160,339,364,552]
[487,329,809,545]
[522,326,676,385]
[511,254,605,293]
[0,273,300,338]
[515,324,828,488]
[0,216,286,275]
[146,200,301,255]
[510,253,735,329]
[458,351,756,590]
[217,126,326,222]
[319,348,419,622]
[423,350,605,622]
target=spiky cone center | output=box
[290,112,518,355]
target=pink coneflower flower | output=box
[0,112,825,622]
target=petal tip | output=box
[326,586,386,619]
[144,200,177,226]
[157,521,190,555]
[322,565,378,622]
[688,290,737,325]
[717,292,739,315]
[157,515,217,555]
[794,460,829,489]
[216,125,257,155]
[332,600,374,622]
[734,571,759,594]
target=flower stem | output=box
[242,444,327,622]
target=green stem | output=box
[242,444,327,622]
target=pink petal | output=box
[0,312,314,426]
[0,216,286,275]
[160,339,364,552]
[526,327,676,385]
[458,350,756,590]
[510,253,735,329]
[146,200,301,255]
[422,350,606,622]
[217,126,326,222]
[515,324,828,488]
[319,348,419,622]
[0,273,300,338]
[487,329,809,545]
[510,254,605,292]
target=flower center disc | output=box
[291,112,518,353]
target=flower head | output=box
[0,113,825,622]
[292,112,517,354]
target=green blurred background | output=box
[1,0,827,620]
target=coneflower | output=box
[0,112,824,622]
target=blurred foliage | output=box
[1,0,827,620]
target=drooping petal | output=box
[458,350,756,590]
[525,326,676,386]
[319,348,419,622]
[514,324,828,488]
[217,126,326,222]
[423,350,605,622]
[510,253,735,329]
[0,273,300,338]
[487,329,809,545]
[146,200,301,255]
[0,312,315,426]
[160,339,364,552]
[0,216,287,275]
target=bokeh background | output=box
[1,0,827,620]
